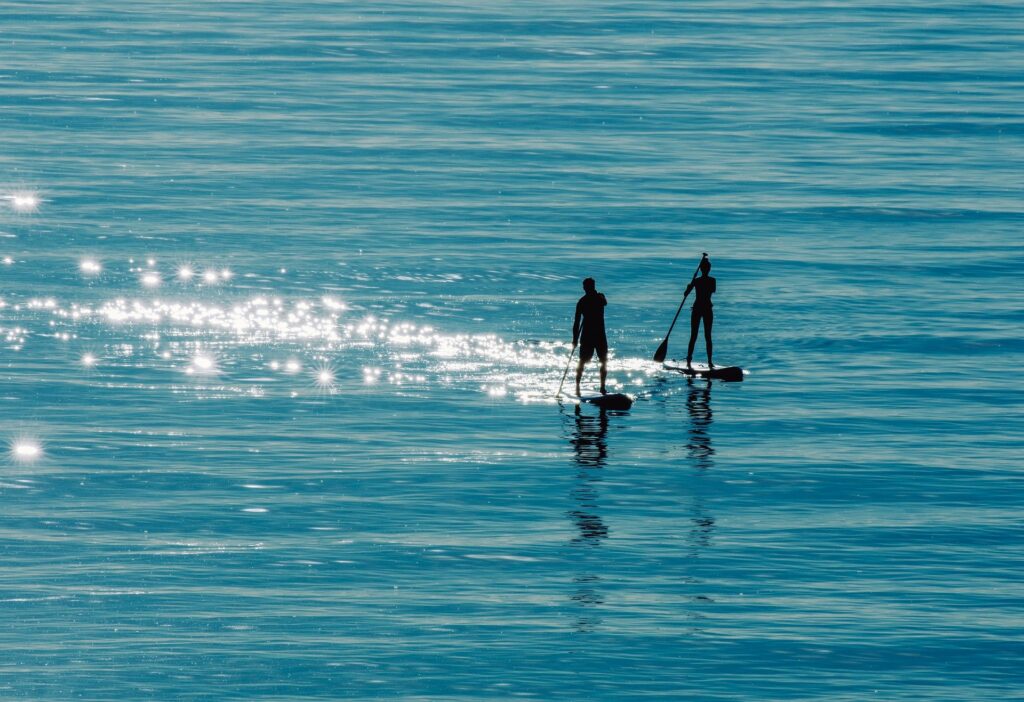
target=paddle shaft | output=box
[556,344,576,396]
[653,253,707,362]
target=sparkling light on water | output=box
[314,365,336,390]
[322,296,346,311]
[13,276,649,402]
[5,191,41,213]
[10,440,42,463]
[187,352,218,375]
[80,259,102,275]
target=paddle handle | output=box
[662,293,689,339]
[556,344,576,397]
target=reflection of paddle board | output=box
[664,361,744,382]
[563,392,634,410]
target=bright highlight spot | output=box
[322,296,346,311]
[203,270,219,284]
[81,352,97,367]
[285,359,301,374]
[6,192,41,213]
[188,352,217,375]
[177,265,194,281]
[314,365,336,390]
[80,258,102,275]
[11,440,42,462]
[141,271,160,288]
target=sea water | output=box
[1,2,1022,699]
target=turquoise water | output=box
[2,2,1022,699]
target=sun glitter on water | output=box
[4,191,41,214]
[79,258,102,275]
[10,439,42,463]
[187,351,218,375]
[313,363,337,392]
[17,265,652,404]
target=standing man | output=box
[686,256,716,370]
[573,277,608,396]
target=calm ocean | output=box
[1,2,1022,699]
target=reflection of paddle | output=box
[653,253,707,363]
[556,344,576,397]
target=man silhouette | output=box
[686,257,716,370]
[573,277,608,396]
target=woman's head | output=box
[700,257,712,275]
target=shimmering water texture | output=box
[2,259,655,406]
[2,2,1023,701]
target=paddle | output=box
[653,253,707,363]
[556,343,576,397]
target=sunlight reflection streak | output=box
[19,291,651,403]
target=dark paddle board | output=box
[563,392,634,410]
[664,361,744,382]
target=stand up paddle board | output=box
[562,391,634,410]
[664,361,744,382]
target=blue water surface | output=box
[1,1,1022,700]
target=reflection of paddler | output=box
[569,404,610,544]
[686,379,714,469]
[570,404,609,469]
[565,403,609,632]
[572,277,608,396]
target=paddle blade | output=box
[652,337,669,363]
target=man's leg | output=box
[598,351,608,394]
[576,345,593,395]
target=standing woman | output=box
[686,256,716,370]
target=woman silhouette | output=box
[685,257,715,370]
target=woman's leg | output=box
[686,307,700,364]
[703,308,714,367]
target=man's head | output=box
[700,258,712,275]
[582,277,596,293]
